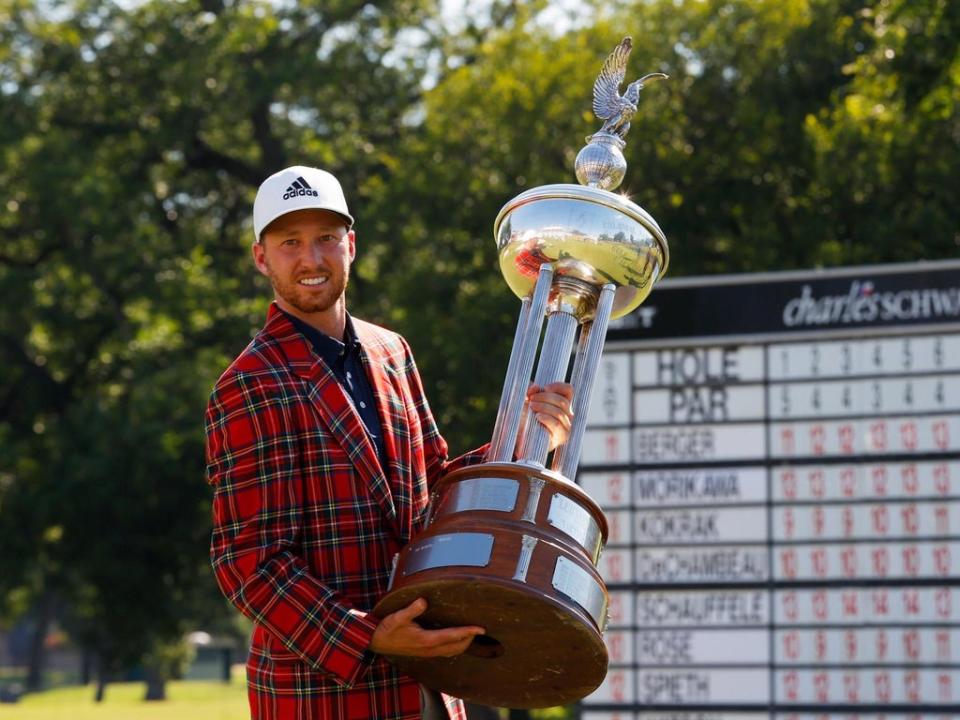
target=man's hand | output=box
[369,598,486,658]
[526,382,575,451]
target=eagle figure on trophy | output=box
[575,37,668,190]
[592,36,667,140]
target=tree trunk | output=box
[143,666,166,701]
[93,651,110,703]
[25,591,52,692]
[80,647,92,685]
[94,673,107,703]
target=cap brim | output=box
[257,206,354,239]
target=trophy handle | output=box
[487,263,554,462]
[552,283,616,478]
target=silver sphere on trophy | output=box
[374,37,669,708]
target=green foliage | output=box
[0,0,443,681]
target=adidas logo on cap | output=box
[282,176,320,200]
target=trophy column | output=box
[373,37,669,709]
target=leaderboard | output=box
[578,261,960,720]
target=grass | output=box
[0,676,572,720]
[0,677,249,720]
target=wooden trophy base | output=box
[372,463,609,708]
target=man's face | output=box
[252,209,356,316]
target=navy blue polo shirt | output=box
[281,310,386,468]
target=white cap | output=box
[253,165,354,240]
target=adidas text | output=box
[283,188,320,200]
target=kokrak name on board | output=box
[783,280,960,327]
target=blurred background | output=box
[0,0,956,717]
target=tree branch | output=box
[184,137,264,188]
[0,244,56,268]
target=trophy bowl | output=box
[494,183,669,318]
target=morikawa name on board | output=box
[636,471,740,502]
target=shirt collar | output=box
[280,309,362,365]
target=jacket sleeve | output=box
[396,337,489,484]
[205,371,380,688]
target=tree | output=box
[0,0,445,698]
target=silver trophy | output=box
[374,37,669,708]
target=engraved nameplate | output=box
[402,532,494,577]
[548,493,602,563]
[436,477,519,517]
[551,555,608,629]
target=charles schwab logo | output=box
[783,280,960,327]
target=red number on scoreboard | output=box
[933,419,950,450]
[838,423,855,454]
[840,466,857,496]
[872,466,888,495]
[934,463,951,494]
[782,591,798,620]
[901,463,918,494]
[810,425,826,455]
[843,670,859,702]
[901,421,918,451]
[870,422,888,452]
[901,504,919,534]
[934,544,951,575]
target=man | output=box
[205,166,574,719]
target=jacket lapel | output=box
[354,323,417,540]
[263,305,398,532]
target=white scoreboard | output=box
[579,261,960,720]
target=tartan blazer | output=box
[206,304,485,719]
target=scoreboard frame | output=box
[579,259,960,720]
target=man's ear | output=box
[251,240,269,277]
[347,229,357,261]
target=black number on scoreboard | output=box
[872,381,882,410]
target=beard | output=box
[264,259,349,315]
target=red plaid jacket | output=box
[206,304,484,719]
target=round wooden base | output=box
[374,573,607,708]
[372,462,610,708]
